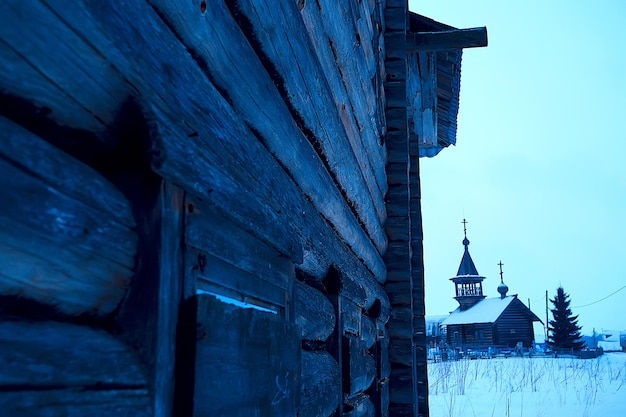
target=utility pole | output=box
[546,290,548,343]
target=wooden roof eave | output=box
[406,13,487,158]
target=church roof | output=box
[441,295,542,325]
[456,238,479,276]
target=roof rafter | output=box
[407,27,488,52]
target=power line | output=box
[573,284,626,308]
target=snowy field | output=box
[427,352,626,417]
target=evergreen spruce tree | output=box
[547,286,585,350]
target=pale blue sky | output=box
[410,1,626,335]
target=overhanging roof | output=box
[408,13,487,158]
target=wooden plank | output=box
[193,294,300,417]
[185,195,291,292]
[294,280,336,342]
[153,182,184,417]
[231,0,388,255]
[407,27,488,51]
[0,116,136,316]
[417,51,438,148]
[300,350,341,417]
[190,249,287,311]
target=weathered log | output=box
[0,116,136,316]
[0,8,126,136]
[345,396,375,417]
[0,389,151,417]
[388,307,414,338]
[148,0,387,264]
[294,281,336,341]
[344,335,376,396]
[389,336,413,367]
[192,294,300,417]
[0,0,302,263]
[300,350,341,417]
[361,315,377,349]
[0,320,151,416]
[389,366,414,405]
[1,0,387,310]
[298,0,388,203]
[231,0,388,255]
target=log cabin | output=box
[441,227,542,350]
[0,1,486,416]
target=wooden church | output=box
[441,222,542,349]
[0,1,487,417]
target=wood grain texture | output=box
[0,320,151,416]
[0,389,152,417]
[153,182,184,417]
[300,350,341,417]
[185,194,291,296]
[147,0,387,264]
[344,335,376,396]
[294,281,336,342]
[298,0,388,202]
[232,0,388,256]
[0,116,136,316]
[1,0,390,295]
[0,0,302,263]
[0,2,127,136]
[407,27,488,51]
[345,396,375,417]
[193,294,300,417]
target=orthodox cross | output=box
[498,260,504,282]
[462,218,468,238]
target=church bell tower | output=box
[450,219,486,310]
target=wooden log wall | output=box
[0,0,445,416]
[384,1,430,417]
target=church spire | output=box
[450,219,486,310]
[457,219,479,276]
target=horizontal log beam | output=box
[0,116,136,316]
[0,320,151,416]
[230,0,388,256]
[0,0,390,312]
[294,281,336,342]
[407,27,488,51]
[300,350,341,417]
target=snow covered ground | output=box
[427,352,626,417]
